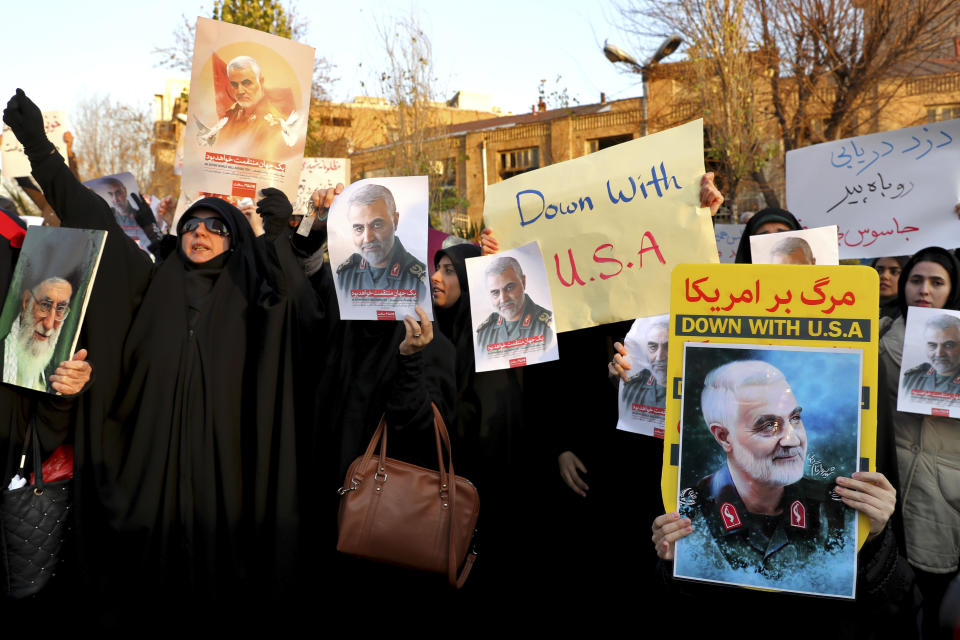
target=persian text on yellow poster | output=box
[661,264,878,549]
[482,119,718,333]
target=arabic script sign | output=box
[786,119,960,259]
[661,263,879,552]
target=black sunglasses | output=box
[181,217,231,237]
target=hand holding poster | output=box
[482,119,717,333]
[2,111,70,178]
[327,177,431,321]
[786,120,960,259]
[0,227,106,394]
[674,343,861,598]
[83,172,151,250]
[662,263,880,599]
[897,306,960,417]
[616,314,668,438]
[749,225,840,266]
[181,17,314,207]
[465,241,558,372]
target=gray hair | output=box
[348,183,397,217]
[701,360,786,433]
[226,55,262,78]
[647,318,669,335]
[925,313,960,334]
[770,236,814,263]
[485,256,524,282]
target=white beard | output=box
[14,316,60,387]
[731,442,806,487]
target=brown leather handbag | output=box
[336,404,479,588]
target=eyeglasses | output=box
[181,217,231,237]
[29,291,70,320]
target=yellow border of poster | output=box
[661,263,879,549]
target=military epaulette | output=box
[538,311,553,328]
[904,363,931,376]
[409,262,426,283]
[336,254,356,274]
[476,313,498,331]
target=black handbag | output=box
[0,420,71,598]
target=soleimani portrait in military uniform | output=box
[674,347,860,597]
[334,182,429,316]
[899,312,960,411]
[472,253,555,370]
[619,317,669,431]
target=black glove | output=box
[3,89,50,154]
[256,187,292,236]
[130,192,164,246]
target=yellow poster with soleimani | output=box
[662,264,879,596]
[482,119,717,333]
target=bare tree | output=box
[756,0,956,151]
[371,15,468,230]
[624,0,776,212]
[617,0,957,211]
[72,95,156,192]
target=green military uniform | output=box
[678,464,846,580]
[336,237,428,309]
[901,362,960,400]
[475,294,554,362]
[621,368,666,412]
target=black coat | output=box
[27,147,321,606]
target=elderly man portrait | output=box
[3,273,73,392]
[902,313,960,396]
[620,318,668,416]
[475,255,553,361]
[679,359,845,578]
[98,177,153,250]
[769,236,816,265]
[336,183,428,308]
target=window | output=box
[317,116,352,127]
[927,105,960,123]
[585,134,633,154]
[499,147,539,179]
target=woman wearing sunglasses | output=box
[3,89,322,615]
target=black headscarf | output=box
[434,243,481,385]
[871,255,909,319]
[734,207,802,264]
[896,246,960,318]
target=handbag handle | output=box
[429,403,476,588]
[14,419,45,494]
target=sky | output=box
[2,0,670,119]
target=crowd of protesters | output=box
[1,87,958,637]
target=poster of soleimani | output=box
[83,172,151,250]
[326,176,431,321]
[674,343,861,598]
[616,314,668,438]
[0,227,106,393]
[465,241,559,372]
[749,225,840,266]
[897,306,960,417]
[180,16,314,208]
